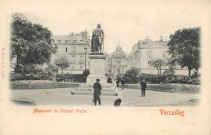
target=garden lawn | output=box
[124,83,200,94]
[10,80,80,90]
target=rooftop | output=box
[52,31,90,45]
[138,41,169,49]
[142,41,168,46]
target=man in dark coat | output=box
[121,77,125,90]
[93,79,102,106]
[116,78,120,88]
[140,79,147,97]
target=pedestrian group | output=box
[93,77,147,106]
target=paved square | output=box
[11,88,199,106]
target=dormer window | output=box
[57,40,61,43]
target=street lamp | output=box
[84,47,87,69]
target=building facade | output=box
[51,31,91,74]
[107,44,129,75]
[129,38,189,75]
[129,39,170,75]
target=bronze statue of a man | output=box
[91,24,104,53]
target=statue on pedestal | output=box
[91,24,104,53]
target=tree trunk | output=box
[196,70,198,75]
[16,55,19,66]
[159,65,162,75]
[156,67,159,75]
[61,68,63,74]
[188,68,191,77]
[84,76,87,83]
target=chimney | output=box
[145,36,150,43]
[159,36,163,42]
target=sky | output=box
[18,0,206,54]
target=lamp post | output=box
[84,47,87,69]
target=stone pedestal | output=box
[71,54,118,96]
[86,54,107,85]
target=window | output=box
[72,46,76,52]
[65,47,67,52]
[65,40,69,43]
[148,61,152,69]
[117,68,120,74]
[80,66,83,70]
[71,56,75,63]
[121,67,124,73]
[113,66,115,72]
[79,55,84,64]
[163,51,167,57]
[79,55,83,61]
[134,52,138,60]
[57,40,61,43]
[147,51,152,58]
[121,59,124,65]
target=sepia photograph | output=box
[0,0,211,134]
[10,11,200,107]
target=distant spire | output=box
[116,43,122,51]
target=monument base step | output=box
[79,84,113,88]
[71,91,118,96]
[71,83,117,96]
[75,88,115,92]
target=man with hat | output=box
[93,79,102,106]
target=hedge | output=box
[56,74,84,82]
[10,73,54,81]
[11,73,85,83]
[139,75,200,85]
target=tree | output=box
[45,63,58,75]
[83,69,90,83]
[162,58,176,76]
[11,13,57,73]
[151,59,166,75]
[124,67,140,83]
[168,27,200,76]
[54,56,70,74]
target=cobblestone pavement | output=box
[11,88,199,106]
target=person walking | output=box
[121,77,125,90]
[116,78,120,88]
[140,79,147,97]
[93,79,102,106]
[112,79,117,89]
